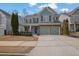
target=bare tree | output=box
[13,10,18,14]
[23,8,28,17]
[22,8,29,32]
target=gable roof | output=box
[25,7,57,18]
[39,7,57,14]
[0,9,11,16]
[69,6,79,15]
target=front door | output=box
[35,27,38,34]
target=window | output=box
[41,16,43,22]
[29,19,31,23]
[53,17,55,21]
[33,18,39,23]
[49,15,51,22]
[28,19,30,23]
[55,17,58,22]
[53,17,58,22]
[37,18,39,23]
[33,18,35,23]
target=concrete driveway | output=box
[28,35,79,56]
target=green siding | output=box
[41,9,52,15]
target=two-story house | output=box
[25,7,61,35]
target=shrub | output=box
[11,13,19,35]
[19,32,32,36]
[62,19,69,35]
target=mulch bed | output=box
[69,35,79,38]
[69,33,79,38]
[0,35,38,41]
[0,46,34,53]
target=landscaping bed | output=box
[70,32,79,38]
[0,35,38,41]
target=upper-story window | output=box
[37,18,39,23]
[33,18,39,23]
[49,15,51,22]
[54,17,58,22]
[41,16,43,22]
[33,18,35,23]
[29,19,32,23]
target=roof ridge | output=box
[47,7,57,13]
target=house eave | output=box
[23,23,61,26]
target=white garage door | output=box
[40,26,60,35]
[51,26,60,35]
[40,27,50,35]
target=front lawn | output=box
[0,35,38,55]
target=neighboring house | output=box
[18,16,25,32]
[59,13,71,32]
[0,9,24,35]
[69,7,79,32]
[59,7,79,33]
[0,9,9,35]
[25,7,61,35]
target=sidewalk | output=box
[0,41,37,46]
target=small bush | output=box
[19,32,32,36]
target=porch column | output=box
[74,24,76,32]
